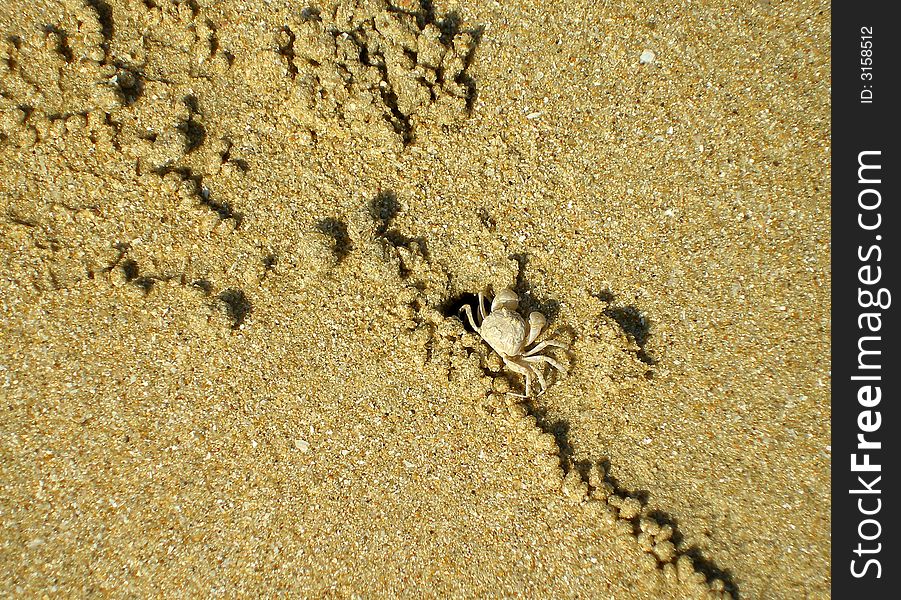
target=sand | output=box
[0,0,830,598]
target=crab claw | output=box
[527,312,546,346]
[491,288,519,311]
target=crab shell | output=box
[480,308,527,357]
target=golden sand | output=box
[0,1,830,597]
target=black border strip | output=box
[833,3,899,595]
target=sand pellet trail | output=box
[0,1,829,598]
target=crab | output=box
[461,288,567,397]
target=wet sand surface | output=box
[0,1,830,597]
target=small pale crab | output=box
[460,288,567,397]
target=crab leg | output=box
[460,304,480,333]
[529,361,548,395]
[524,339,568,356]
[478,292,488,323]
[503,356,533,398]
[522,354,567,374]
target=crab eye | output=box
[491,288,519,311]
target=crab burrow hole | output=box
[439,292,482,333]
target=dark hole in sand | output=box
[218,289,252,328]
[439,292,482,331]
